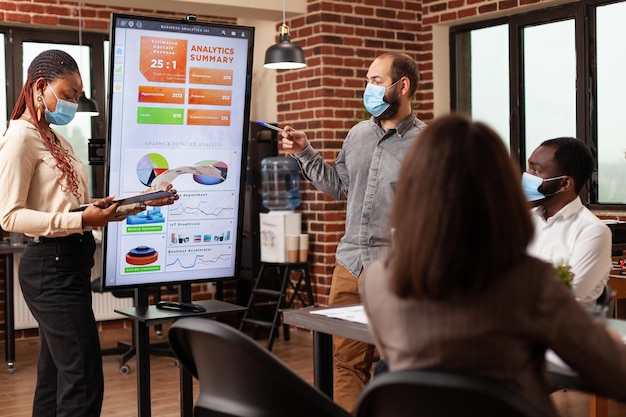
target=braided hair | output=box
[8,49,82,198]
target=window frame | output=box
[4,27,108,139]
[450,0,622,210]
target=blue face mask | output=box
[44,84,78,125]
[521,172,566,202]
[363,79,400,117]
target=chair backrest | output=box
[596,283,615,318]
[355,369,551,417]
[168,317,352,417]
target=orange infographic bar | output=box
[189,67,234,86]
[139,36,188,83]
[187,109,231,126]
[138,86,185,104]
[188,88,232,106]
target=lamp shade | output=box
[77,92,99,116]
[264,24,307,70]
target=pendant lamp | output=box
[264,0,307,69]
[77,92,99,115]
[76,2,100,116]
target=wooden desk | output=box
[282,306,372,398]
[283,306,626,417]
[115,297,246,417]
[547,319,626,417]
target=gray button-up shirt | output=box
[292,113,426,278]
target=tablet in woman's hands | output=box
[70,190,174,212]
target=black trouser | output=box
[19,232,103,417]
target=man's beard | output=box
[533,180,562,206]
[376,85,401,121]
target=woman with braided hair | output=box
[0,49,177,416]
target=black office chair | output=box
[596,283,615,318]
[355,369,551,417]
[168,317,352,417]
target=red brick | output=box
[32,14,57,25]
[17,3,44,13]
[441,11,459,21]
[355,6,375,16]
[459,7,478,18]
[430,3,447,12]
[0,2,17,11]
[44,5,71,15]
[6,12,30,23]
[499,0,518,10]
[478,2,498,13]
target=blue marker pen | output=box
[256,120,284,133]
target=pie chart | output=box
[136,153,169,187]
[193,160,228,185]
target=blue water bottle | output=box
[261,156,301,210]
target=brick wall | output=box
[0,1,235,32]
[276,0,560,306]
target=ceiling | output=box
[67,0,307,22]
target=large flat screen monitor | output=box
[102,13,254,289]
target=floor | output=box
[0,322,624,416]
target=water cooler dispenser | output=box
[259,156,301,263]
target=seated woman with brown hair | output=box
[360,113,626,417]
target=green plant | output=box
[554,263,574,287]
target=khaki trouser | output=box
[328,263,375,414]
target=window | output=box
[0,34,5,131]
[453,24,510,147]
[522,19,577,157]
[595,2,626,204]
[4,29,108,197]
[22,42,94,186]
[451,1,624,208]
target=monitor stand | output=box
[116,283,246,417]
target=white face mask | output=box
[43,83,78,125]
[363,79,400,117]
[521,172,566,202]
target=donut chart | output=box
[126,246,159,265]
[136,153,169,187]
[193,160,228,185]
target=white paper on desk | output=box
[152,165,224,190]
[310,305,369,325]
[545,350,577,377]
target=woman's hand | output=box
[145,184,179,206]
[81,196,120,227]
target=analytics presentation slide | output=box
[104,14,253,288]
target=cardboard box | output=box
[260,211,301,262]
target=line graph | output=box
[168,190,236,220]
[168,203,234,218]
[166,252,231,271]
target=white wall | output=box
[239,19,279,124]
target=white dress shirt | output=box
[527,197,611,308]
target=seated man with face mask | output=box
[523,137,611,310]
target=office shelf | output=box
[239,261,314,351]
